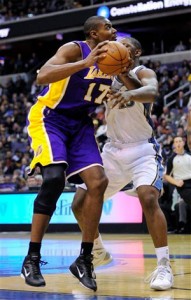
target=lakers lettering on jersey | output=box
[36,41,112,115]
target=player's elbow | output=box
[36,71,47,85]
[150,86,158,102]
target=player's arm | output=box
[117,70,142,90]
[187,110,191,151]
[108,68,158,108]
[37,41,109,85]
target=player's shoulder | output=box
[133,65,157,81]
[57,41,82,58]
[133,65,146,73]
[59,41,82,50]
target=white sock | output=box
[155,246,170,264]
[93,234,105,250]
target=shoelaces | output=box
[144,265,169,283]
[30,258,47,275]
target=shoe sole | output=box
[69,267,97,292]
[20,273,46,287]
[150,283,173,291]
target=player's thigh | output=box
[67,117,104,184]
[102,147,131,199]
[132,154,163,192]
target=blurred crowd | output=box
[0,52,40,76]
[0,0,116,22]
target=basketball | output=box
[97,41,131,76]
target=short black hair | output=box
[84,16,107,38]
[126,37,142,51]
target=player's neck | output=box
[86,39,95,49]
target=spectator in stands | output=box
[176,90,188,110]
[0,141,6,160]
[187,109,191,151]
[161,143,173,166]
[0,160,3,180]
[156,118,173,144]
[14,176,29,191]
[14,53,24,73]
[26,52,39,71]
[174,40,187,52]
[159,106,172,124]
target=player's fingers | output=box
[111,100,120,108]
[97,53,107,60]
[119,67,127,75]
[106,94,114,101]
[111,96,122,108]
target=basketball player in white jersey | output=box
[71,37,173,291]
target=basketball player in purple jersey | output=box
[21,16,117,291]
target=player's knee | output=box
[34,173,65,216]
[89,175,108,195]
[140,192,159,213]
[34,197,56,216]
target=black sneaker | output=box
[21,253,47,287]
[69,254,97,291]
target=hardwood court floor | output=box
[0,233,190,300]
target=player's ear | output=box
[90,30,98,39]
[135,48,142,57]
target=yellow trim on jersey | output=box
[38,77,70,109]
[27,101,53,171]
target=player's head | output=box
[120,37,142,59]
[84,16,117,42]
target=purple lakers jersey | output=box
[36,41,112,115]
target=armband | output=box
[111,76,123,92]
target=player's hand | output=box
[118,49,134,76]
[106,89,133,109]
[83,41,109,67]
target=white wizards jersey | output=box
[105,65,154,144]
